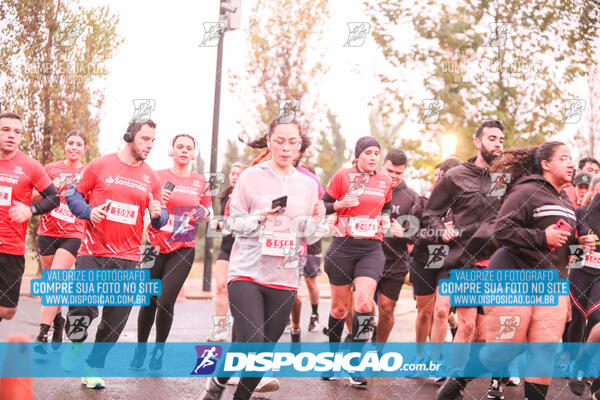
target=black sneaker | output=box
[291,328,301,342]
[149,347,164,371]
[344,333,353,342]
[569,376,586,396]
[130,345,147,370]
[308,313,319,332]
[486,378,504,399]
[52,314,65,350]
[592,377,600,395]
[437,377,470,400]
[200,377,225,400]
[346,376,367,388]
[34,324,51,356]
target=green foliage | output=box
[366,0,599,177]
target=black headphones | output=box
[123,122,139,143]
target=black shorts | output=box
[300,254,322,278]
[217,234,234,261]
[0,253,25,308]
[377,273,408,301]
[409,259,450,296]
[37,235,81,258]
[324,237,385,286]
[75,255,138,270]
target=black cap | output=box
[355,136,380,159]
[574,172,592,186]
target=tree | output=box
[0,0,122,270]
[316,112,350,185]
[229,0,330,158]
[578,63,600,158]
[366,0,599,177]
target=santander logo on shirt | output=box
[105,175,147,192]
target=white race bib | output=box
[260,232,297,257]
[349,217,378,237]
[0,186,11,206]
[584,252,600,269]
[50,202,76,223]
[106,200,139,225]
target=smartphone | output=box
[271,195,288,213]
[549,218,572,251]
[163,181,176,191]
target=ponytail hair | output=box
[490,141,566,185]
[239,117,308,166]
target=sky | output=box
[85,0,593,193]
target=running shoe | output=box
[437,377,470,400]
[308,313,319,332]
[486,378,504,399]
[199,377,225,400]
[52,314,65,350]
[502,377,520,386]
[344,333,353,342]
[149,347,164,372]
[34,324,50,357]
[130,345,146,370]
[81,365,105,389]
[346,376,367,388]
[291,328,301,342]
[60,342,82,372]
[226,376,240,385]
[254,377,280,393]
[284,318,292,334]
[569,363,586,396]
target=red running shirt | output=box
[38,160,86,239]
[147,169,212,253]
[0,151,53,255]
[76,153,162,261]
[325,167,393,241]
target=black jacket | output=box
[412,161,503,269]
[382,181,420,278]
[494,174,576,277]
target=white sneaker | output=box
[255,377,280,393]
[226,376,240,385]
[507,377,520,386]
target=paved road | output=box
[1,294,587,399]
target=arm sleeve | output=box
[494,188,548,250]
[30,184,60,215]
[421,174,455,234]
[66,187,93,220]
[322,192,337,215]
[227,171,264,238]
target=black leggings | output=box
[221,280,296,400]
[568,267,600,340]
[137,246,195,343]
[66,256,138,368]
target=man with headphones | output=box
[65,119,168,389]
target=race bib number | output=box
[50,202,76,223]
[0,186,11,206]
[584,252,600,269]
[106,200,139,225]
[349,217,378,237]
[261,232,297,256]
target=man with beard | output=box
[64,119,168,389]
[409,120,505,396]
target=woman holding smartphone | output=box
[34,130,87,354]
[438,141,596,400]
[200,118,325,400]
[131,134,212,371]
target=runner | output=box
[200,118,325,400]
[438,141,595,400]
[564,157,600,206]
[290,137,325,342]
[375,149,419,343]
[0,112,59,322]
[209,161,244,342]
[34,130,87,354]
[64,119,167,389]
[410,120,504,392]
[321,136,393,388]
[131,133,211,370]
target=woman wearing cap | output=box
[34,130,87,354]
[131,134,212,371]
[321,136,393,388]
[209,161,244,341]
[200,117,325,400]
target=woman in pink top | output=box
[200,118,325,400]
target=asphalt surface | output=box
[0,294,589,400]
